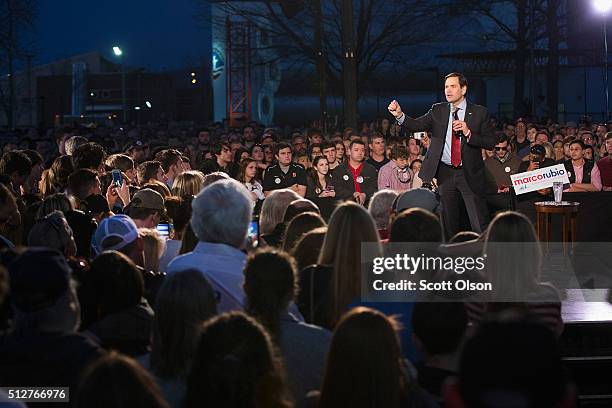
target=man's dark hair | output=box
[497,135,510,145]
[0,151,32,177]
[536,129,550,141]
[128,206,160,221]
[569,140,585,150]
[72,142,107,171]
[390,208,443,242]
[87,251,144,316]
[412,302,467,355]
[211,142,230,157]
[605,131,612,141]
[369,132,385,144]
[20,149,44,167]
[349,139,366,150]
[308,128,322,139]
[321,141,336,151]
[445,72,468,88]
[67,168,98,200]
[275,142,292,156]
[107,154,135,173]
[389,145,409,160]
[137,161,162,186]
[154,149,182,173]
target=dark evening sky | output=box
[37,0,211,71]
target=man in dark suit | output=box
[388,72,496,238]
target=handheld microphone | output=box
[453,106,464,139]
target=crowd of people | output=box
[0,114,609,407]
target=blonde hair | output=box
[139,228,166,273]
[259,189,300,235]
[171,171,205,197]
[542,141,554,160]
[318,202,382,326]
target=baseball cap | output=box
[91,214,139,255]
[393,188,439,213]
[128,188,165,212]
[565,121,577,128]
[8,248,71,312]
[123,140,149,153]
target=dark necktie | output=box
[451,107,462,167]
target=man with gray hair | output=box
[368,189,399,240]
[64,135,88,156]
[167,179,253,312]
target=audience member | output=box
[282,212,326,252]
[368,189,399,240]
[185,312,292,408]
[0,249,102,390]
[315,307,433,408]
[139,269,217,408]
[263,143,307,197]
[298,202,381,329]
[171,171,205,197]
[244,249,331,402]
[83,251,154,356]
[412,302,468,401]
[76,351,169,408]
[334,140,378,205]
[167,179,252,312]
[445,319,573,408]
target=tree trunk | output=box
[7,0,16,129]
[341,0,358,129]
[514,0,527,118]
[546,0,559,122]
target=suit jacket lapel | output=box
[462,102,473,148]
[443,103,451,140]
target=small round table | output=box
[534,201,580,254]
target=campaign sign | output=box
[511,164,570,195]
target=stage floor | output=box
[562,289,612,323]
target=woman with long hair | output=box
[297,202,381,329]
[305,157,335,199]
[233,146,250,170]
[553,140,565,162]
[315,307,428,408]
[334,142,345,163]
[76,352,169,408]
[40,155,74,197]
[263,144,275,167]
[244,248,331,403]
[171,171,205,197]
[249,143,268,177]
[467,211,563,336]
[185,312,292,408]
[140,269,217,407]
[237,158,264,203]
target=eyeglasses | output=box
[494,146,508,151]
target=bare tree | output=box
[0,0,37,129]
[197,0,454,125]
[459,0,567,119]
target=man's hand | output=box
[527,161,540,172]
[353,191,366,205]
[388,100,403,119]
[452,120,470,136]
[117,182,131,206]
[106,184,119,209]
